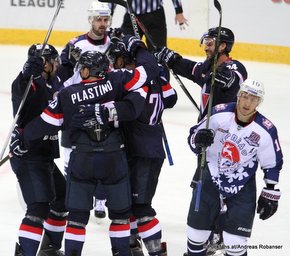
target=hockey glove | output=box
[153,46,181,68]
[9,128,28,158]
[214,63,236,89]
[68,44,82,66]
[22,56,44,80]
[257,188,281,220]
[72,103,117,128]
[122,35,146,57]
[194,129,214,147]
[108,27,124,40]
[72,104,98,129]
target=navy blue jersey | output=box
[11,73,63,160]
[120,74,177,158]
[171,57,247,121]
[23,49,159,146]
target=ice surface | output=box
[0,45,289,255]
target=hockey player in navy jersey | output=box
[10,37,159,256]
[59,0,113,219]
[186,79,283,256]
[70,34,177,255]
[100,36,177,256]
[9,44,68,256]
[154,27,248,121]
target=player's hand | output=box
[188,127,214,154]
[108,27,124,40]
[9,128,28,158]
[72,104,97,129]
[153,46,181,68]
[72,104,110,128]
[214,63,236,88]
[122,35,146,57]
[68,44,82,66]
[22,56,44,80]
[194,128,214,148]
[257,188,281,220]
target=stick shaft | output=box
[0,0,63,160]
[99,0,199,111]
[194,0,222,211]
[0,154,10,168]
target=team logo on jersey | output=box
[220,141,240,172]
[214,103,227,112]
[244,131,260,147]
[262,118,273,130]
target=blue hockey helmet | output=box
[28,43,59,62]
[76,50,109,78]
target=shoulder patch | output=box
[262,118,273,130]
[214,103,228,112]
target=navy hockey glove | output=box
[9,128,28,158]
[194,129,214,147]
[68,44,82,66]
[122,35,146,57]
[72,104,98,129]
[257,188,281,220]
[153,46,181,68]
[214,63,236,88]
[72,104,117,128]
[22,56,44,80]
[188,128,214,154]
[108,27,124,40]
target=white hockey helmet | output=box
[238,78,265,102]
[88,1,111,19]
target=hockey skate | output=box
[94,199,106,220]
[14,243,23,256]
[37,233,64,256]
[129,237,144,256]
[206,231,225,256]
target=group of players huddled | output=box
[9,1,283,256]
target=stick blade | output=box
[213,0,222,12]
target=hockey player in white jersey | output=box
[186,78,283,256]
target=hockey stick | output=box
[192,0,222,211]
[0,0,63,161]
[0,154,10,167]
[99,0,200,112]
[124,0,174,166]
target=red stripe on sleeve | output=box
[43,108,64,119]
[124,69,141,91]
